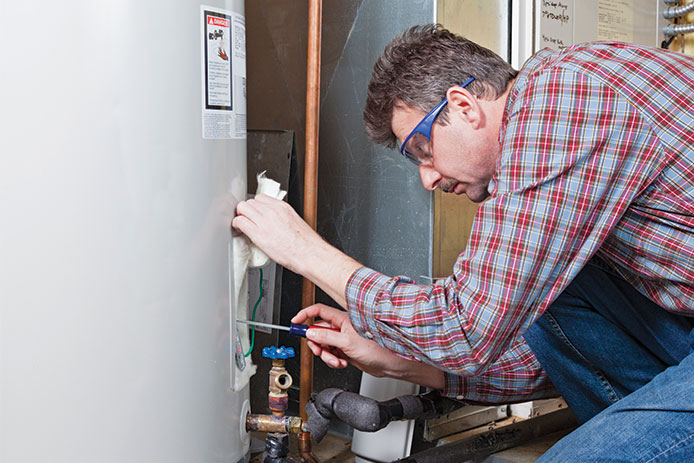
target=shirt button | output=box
[364,331,374,339]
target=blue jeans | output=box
[524,258,694,462]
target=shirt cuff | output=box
[345,266,392,341]
[443,372,472,400]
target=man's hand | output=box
[293,304,445,390]
[232,194,321,274]
[232,195,361,307]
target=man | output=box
[233,25,694,460]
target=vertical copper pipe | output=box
[300,0,322,427]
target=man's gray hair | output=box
[364,24,517,148]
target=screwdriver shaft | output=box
[236,319,290,332]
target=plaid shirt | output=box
[346,42,694,403]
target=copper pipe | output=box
[299,431,320,463]
[300,0,322,425]
[246,414,304,434]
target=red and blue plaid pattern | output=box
[346,42,694,402]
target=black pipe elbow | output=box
[305,388,457,442]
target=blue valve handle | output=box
[262,345,296,359]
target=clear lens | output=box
[403,132,431,165]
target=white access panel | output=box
[513,0,668,67]
[538,0,666,50]
[0,1,249,462]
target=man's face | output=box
[391,104,498,203]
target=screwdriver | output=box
[236,319,340,338]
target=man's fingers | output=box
[306,340,323,356]
[312,307,348,324]
[235,199,257,214]
[319,349,347,369]
[308,340,347,368]
[244,195,286,218]
[233,200,261,230]
[253,195,294,214]
[231,215,256,234]
[291,303,346,324]
[305,326,349,351]
[291,305,323,324]
[252,194,281,204]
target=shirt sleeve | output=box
[347,267,556,402]
[442,335,557,403]
[346,64,665,400]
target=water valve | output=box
[262,345,296,360]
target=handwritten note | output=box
[539,0,574,50]
[541,0,570,25]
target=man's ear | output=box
[446,86,483,129]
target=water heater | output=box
[0,1,250,461]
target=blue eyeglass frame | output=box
[399,76,475,165]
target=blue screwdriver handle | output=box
[288,323,340,338]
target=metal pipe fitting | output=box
[663,1,694,19]
[663,22,694,35]
[246,414,304,434]
[269,359,293,393]
[268,358,292,415]
[254,346,317,462]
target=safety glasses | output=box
[398,77,475,166]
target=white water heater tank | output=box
[0,1,250,461]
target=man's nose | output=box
[419,165,441,191]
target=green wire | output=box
[244,267,263,357]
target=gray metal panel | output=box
[318,0,435,279]
[246,130,292,416]
[245,0,363,195]
[247,130,294,193]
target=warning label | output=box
[201,6,246,139]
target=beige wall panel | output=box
[245,0,362,188]
[433,0,507,277]
[682,10,694,56]
[432,190,479,277]
[437,0,508,52]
